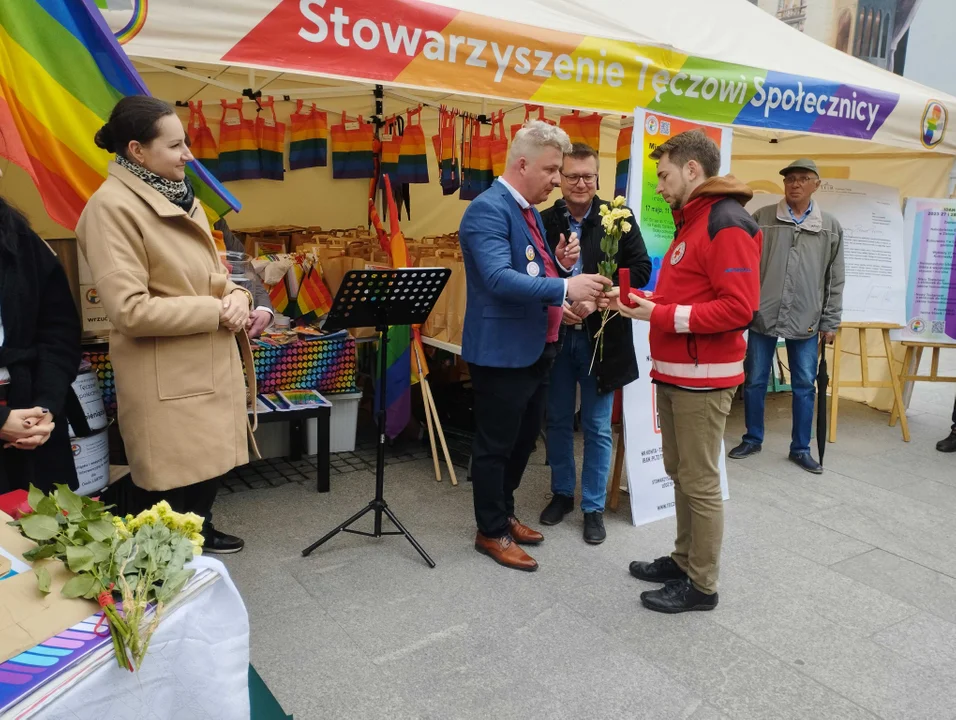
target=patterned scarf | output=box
[116,155,195,211]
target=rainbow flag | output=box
[615,122,633,199]
[284,262,304,320]
[296,264,333,321]
[0,0,238,231]
[381,173,412,439]
[268,277,289,316]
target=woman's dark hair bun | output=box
[94,123,115,152]
[94,96,174,159]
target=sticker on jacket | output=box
[671,241,686,265]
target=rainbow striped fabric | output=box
[218,99,262,181]
[379,116,402,184]
[381,173,412,439]
[255,96,285,181]
[288,100,327,170]
[397,108,428,185]
[615,122,633,199]
[0,0,238,231]
[296,263,333,321]
[330,112,375,179]
[559,110,603,150]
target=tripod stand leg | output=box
[381,504,436,568]
[301,502,375,557]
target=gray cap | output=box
[779,158,819,176]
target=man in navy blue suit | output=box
[460,121,611,572]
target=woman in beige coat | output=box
[77,96,254,554]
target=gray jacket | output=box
[751,199,844,339]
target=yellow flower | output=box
[612,195,626,208]
[621,221,632,234]
[112,515,132,539]
[599,205,609,216]
[166,511,204,535]
[134,508,161,528]
[153,501,173,518]
[188,532,204,556]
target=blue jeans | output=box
[546,328,614,513]
[742,331,818,456]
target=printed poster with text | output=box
[622,110,732,528]
[893,198,956,345]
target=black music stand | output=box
[302,267,451,567]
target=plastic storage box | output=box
[307,391,363,454]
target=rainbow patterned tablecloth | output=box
[82,335,358,413]
[252,336,357,395]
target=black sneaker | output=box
[583,511,606,545]
[539,494,574,526]
[203,526,245,554]
[728,441,761,460]
[629,556,688,583]
[937,431,956,453]
[641,578,718,614]
[788,452,823,475]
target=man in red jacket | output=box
[615,130,761,613]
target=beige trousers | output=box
[656,383,735,594]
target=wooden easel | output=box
[889,342,956,429]
[828,322,909,442]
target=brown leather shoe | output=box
[508,516,544,545]
[474,533,539,572]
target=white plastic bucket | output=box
[68,365,107,435]
[71,428,109,497]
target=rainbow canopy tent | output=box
[100,0,956,155]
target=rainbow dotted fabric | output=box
[252,337,357,395]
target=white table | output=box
[9,558,250,720]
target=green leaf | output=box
[20,514,59,541]
[27,485,45,512]
[66,545,95,573]
[87,519,115,543]
[35,496,59,517]
[23,544,58,562]
[54,486,83,517]
[34,566,52,594]
[61,573,95,599]
[88,541,112,564]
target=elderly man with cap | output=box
[729,159,844,474]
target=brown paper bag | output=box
[0,512,99,663]
[444,259,467,347]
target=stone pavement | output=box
[215,362,956,720]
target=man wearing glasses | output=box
[539,144,651,543]
[729,159,844,474]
